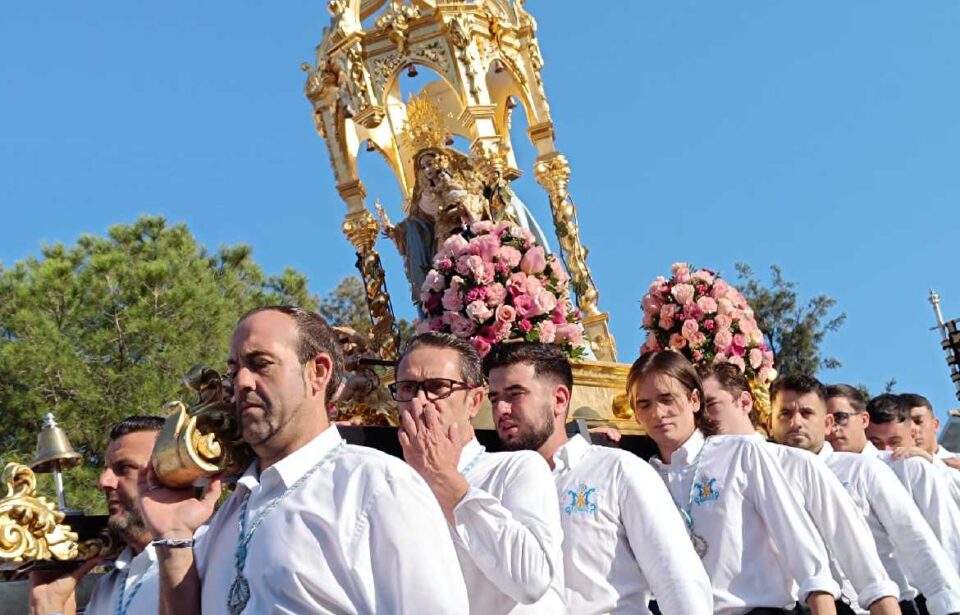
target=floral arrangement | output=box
[640,262,777,385]
[417,221,586,358]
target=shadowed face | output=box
[97,430,158,544]
[910,405,940,454]
[631,373,700,455]
[771,390,833,453]
[702,376,754,435]
[488,362,566,452]
[867,419,913,451]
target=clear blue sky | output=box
[3,2,959,425]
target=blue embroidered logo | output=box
[565,484,597,515]
[693,478,720,505]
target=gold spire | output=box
[399,93,447,151]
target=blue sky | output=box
[3,2,959,424]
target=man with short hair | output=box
[30,415,165,615]
[865,394,960,572]
[824,384,960,615]
[140,306,468,614]
[904,393,960,499]
[394,332,565,614]
[483,342,712,614]
[700,367,898,615]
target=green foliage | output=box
[734,263,846,377]
[0,216,316,511]
[317,275,415,346]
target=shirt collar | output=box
[238,425,344,492]
[112,543,156,572]
[458,437,484,472]
[653,429,704,467]
[817,441,834,458]
[936,445,954,459]
[552,435,589,472]
[861,440,880,456]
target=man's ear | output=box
[466,385,485,420]
[824,412,836,436]
[307,353,334,398]
[738,390,754,416]
[554,384,572,422]
[690,388,701,413]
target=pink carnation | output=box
[464,287,487,303]
[749,348,764,370]
[470,235,501,262]
[423,270,445,292]
[442,235,470,258]
[538,320,557,344]
[714,329,734,350]
[681,319,699,340]
[552,304,568,325]
[472,337,492,357]
[727,355,746,372]
[499,246,522,268]
[671,262,692,283]
[513,294,537,319]
[696,296,718,314]
[471,220,495,234]
[556,323,583,347]
[693,269,715,284]
[441,287,463,312]
[493,320,513,340]
[683,303,704,322]
[443,311,476,338]
[485,283,507,307]
[518,318,533,333]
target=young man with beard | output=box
[628,351,840,615]
[139,307,468,615]
[483,342,712,614]
[819,383,960,615]
[394,332,565,614]
[29,416,164,615]
[699,366,898,615]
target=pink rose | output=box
[759,366,777,383]
[470,220,495,234]
[495,304,517,323]
[732,334,748,353]
[435,258,453,272]
[507,272,528,296]
[518,318,533,333]
[422,270,445,293]
[643,312,655,328]
[714,352,728,364]
[689,331,707,349]
[471,337,492,357]
[727,355,746,372]
[552,304,568,325]
[442,234,470,258]
[534,289,558,315]
[443,312,476,338]
[681,319,699,340]
[642,293,664,316]
[538,320,557,344]
[466,300,494,323]
[668,333,687,350]
[697,296,718,314]
[469,235,501,262]
[556,323,584,347]
[683,303,704,322]
[464,287,486,303]
[513,294,537,319]
[463,255,485,281]
[715,314,732,330]
[658,315,675,331]
[711,279,731,300]
[523,275,543,298]
[671,262,692,283]
[441,287,463,311]
[643,331,661,352]
[498,245,522,268]
[749,348,764,370]
[693,269,715,284]
[520,246,547,274]
[716,298,734,316]
[493,320,513,340]
[671,283,696,306]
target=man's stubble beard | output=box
[501,402,554,453]
[108,492,148,546]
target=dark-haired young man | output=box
[394,332,565,614]
[864,394,960,574]
[818,383,960,615]
[483,342,712,614]
[702,368,898,615]
[30,416,165,615]
[141,307,468,614]
[903,393,960,503]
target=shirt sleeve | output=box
[742,441,840,602]
[352,467,470,615]
[866,459,960,615]
[452,452,562,604]
[932,456,960,515]
[889,457,960,571]
[618,454,714,614]
[789,453,899,610]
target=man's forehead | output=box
[634,374,683,398]
[397,347,462,378]
[230,312,297,359]
[488,362,536,387]
[776,390,823,409]
[108,430,158,460]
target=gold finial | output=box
[399,93,448,152]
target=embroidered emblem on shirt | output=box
[565,484,597,514]
[693,478,720,505]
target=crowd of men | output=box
[27,306,960,615]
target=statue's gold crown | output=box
[399,93,447,151]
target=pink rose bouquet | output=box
[640,262,777,385]
[418,222,586,358]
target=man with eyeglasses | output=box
[825,384,960,615]
[392,332,566,614]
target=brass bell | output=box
[30,413,83,511]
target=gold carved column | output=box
[534,152,617,361]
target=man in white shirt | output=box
[825,384,960,615]
[139,306,468,614]
[394,332,565,614]
[627,350,840,615]
[481,341,712,614]
[697,365,899,615]
[864,394,960,572]
[904,393,960,496]
[30,416,165,615]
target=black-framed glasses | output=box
[831,411,862,426]
[389,378,473,402]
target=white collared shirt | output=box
[193,425,469,614]
[84,544,158,615]
[937,446,957,460]
[755,437,897,613]
[877,450,960,572]
[820,441,960,615]
[552,434,712,614]
[452,437,565,614]
[649,431,838,615]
